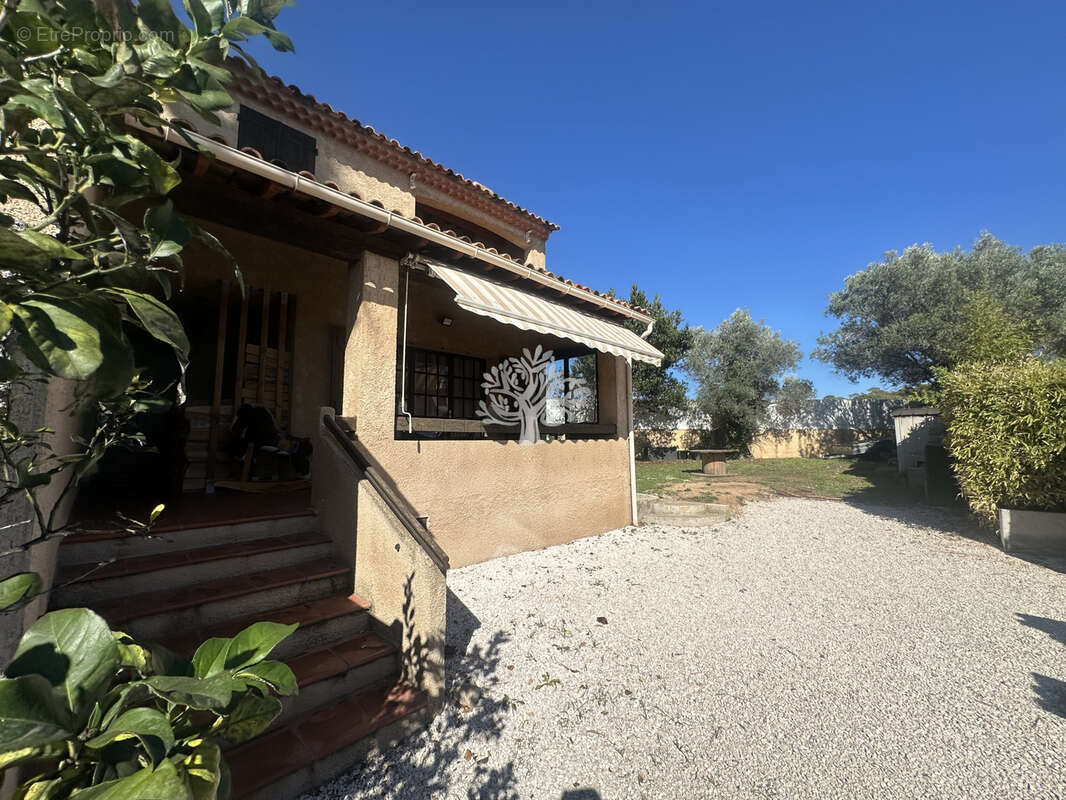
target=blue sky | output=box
[243,1,1066,397]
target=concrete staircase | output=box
[637,493,730,527]
[53,506,428,799]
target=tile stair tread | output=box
[227,682,426,798]
[93,558,350,624]
[163,593,371,656]
[287,632,397,688]
[56,531,331,584]
[64,508,316,542]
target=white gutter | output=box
[163,126,654,325]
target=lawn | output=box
[636,456,914,506]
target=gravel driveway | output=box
[303,499,1066,800]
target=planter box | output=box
[998,508,1066,555]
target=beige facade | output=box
[166,82,645,567]
[341,252,635,568]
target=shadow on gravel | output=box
[1030,674,1066,718]
[1017,614,1066,647]
[1017,614,1066,719]
[312,589,518,799]
[561,790,603,799]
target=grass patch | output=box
[635,460,704,494]
[637,457,913,506]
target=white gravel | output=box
[302,498,1066,800]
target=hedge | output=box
[938,358,1066,522]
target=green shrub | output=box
[0,608,296,798]
[939,357,1066,522]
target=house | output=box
[15,63,663,798]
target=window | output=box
[544,353,598,425]
[406,349,485,420]
[237,106,317,174]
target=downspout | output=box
[399,267,413,434]
[640,319,655,340]
[626,356,639,526]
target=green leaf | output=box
[187,220,242,293]
[0,179,40,204]
[149,504,166,523]
[234,661,297,697]
[199,0,229,29]
[13,297,104,381]
[114,636,149,672]
[144,200,190,260]
[0,572,42,612]
[147,643,193,679]
[190,638,228,680]
[0,675,73,753]
[7,609,119,719]
[105,289,190,363]
[213,693,281,744]
[139,675,235,710]
[0,741,63,771]
[183,740,222,800]
[66,760,188,800]
[221,15,293,51]
[98,682,153,731]
[136,0,186,45]
[85,708,175,767]
[17,230,86,262]
[125,138,182,195]
[182,0,215,36]
[12,774,68,800]
[0,301,13,339]
[220,621,296,674]
[0,227,56,269]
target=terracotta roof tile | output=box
[228,62,559,235]
[163,114,650,317]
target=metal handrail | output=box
[322,413,449,573]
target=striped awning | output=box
[425,261,663,365]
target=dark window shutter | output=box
[237,106,317,174]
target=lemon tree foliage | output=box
[0,0,292,548]
[0,608,297,798]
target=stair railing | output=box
[321,413,449,573]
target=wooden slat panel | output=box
[206,280,230,485]
[256,287,270,407]
[278,291,289,421]
[233,286,249,413]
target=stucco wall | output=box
[0,379,81,663]
[749,429,877,459]
[180,220,348,439]
[340,252,634,568]
[312,411,446,707]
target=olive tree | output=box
[685,310,803,452]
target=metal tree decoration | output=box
[478,345,591,444]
